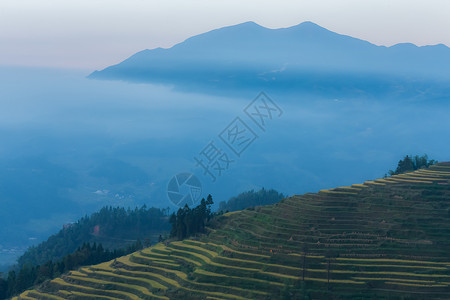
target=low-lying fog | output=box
[0,66,449,268]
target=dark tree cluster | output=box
[388,154,437,176]
[18,205,171,268]
[0,240,143,299]
[218,188,285,213]
[0,277,6,300]
[169,195,214,240]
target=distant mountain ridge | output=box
[89,21,450,98]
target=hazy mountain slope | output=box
[18,163,450,299]
[89,21,450,97]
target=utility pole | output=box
[325,250,338,291]
[302,243,308,281]
[327,258,331,289]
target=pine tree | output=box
[0,275,7,299]
[389,154,437,176]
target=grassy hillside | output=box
[16,163,450,299]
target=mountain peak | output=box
[218,20,265,32]
[238,21,262,27]
[288,21,328,31]
[296,21,323,28]
[217,20,325,33]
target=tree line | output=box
[169,195,214,240]
[0,240,143,299]
[18,205,171,268]
[388,154,437,176]
[2,205,171,299]
[218,188,285,213]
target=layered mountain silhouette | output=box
[89,21,450,98]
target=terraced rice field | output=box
[16,163,450,299]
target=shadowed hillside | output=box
[16,163,450,299]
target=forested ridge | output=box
[1,189,284,299]
[17,206,171,268]
[218,188,285,213]
[0,241,144,299]
[388,154,437,176]
[0,206,173,299]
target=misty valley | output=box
[1,20,450,299]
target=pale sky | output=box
[0,0,449,70]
